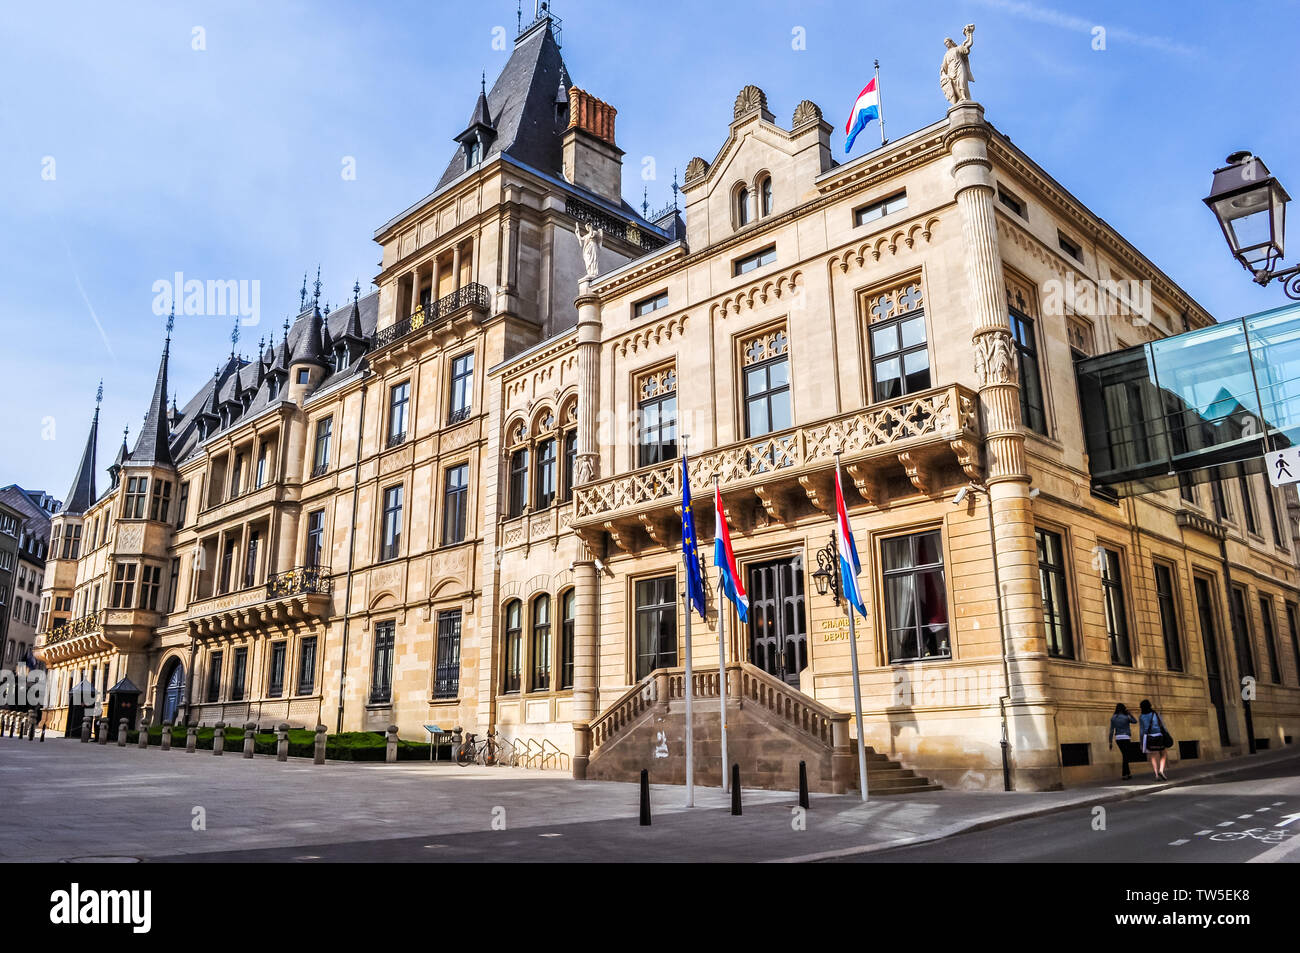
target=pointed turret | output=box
[454,73,497,169]
[108,426,129,487]
[63,384,102,514]
[131,317,175,466]
[342,281,368,346]
[290,304,331,369]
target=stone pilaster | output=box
[570,283,602,779]
[947,101,1056,788]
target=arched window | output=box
[535,437,557,509]
[760,175,773,216]
[560,588,576,689]
[561,429,578,502]
[503,600,522,693]
[736,186,750,227]
[531,594,551,691]
[508,447,529,518]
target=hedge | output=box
[123,725,439,761]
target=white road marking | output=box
[539,833,562,838]
[1238,814,1255,819]
[1274,801,1286,806]
[1218,821,1236,827]
[1169,838,1189,846]
[1194,830,1212,836]
[1256,807,1271,812]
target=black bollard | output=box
[639,768,651,826]
[731,764,742,816]
[798,760,809,809]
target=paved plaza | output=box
[3,735,1297,862]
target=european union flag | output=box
[680,455,707,621]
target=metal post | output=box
[874,59,887,147]
[683,436,694,808]
[718,580,729,793]
[834,451,871,802]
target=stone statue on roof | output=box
[575,222,602,282]
[940,23,976,105]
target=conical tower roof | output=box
[63,388,102,514]
[130,327,174,466]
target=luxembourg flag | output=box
[844,78,881,154]
[713,485,749,623]
[835,466,868,617]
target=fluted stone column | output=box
[570,285,603,780]
[947,101,1054,789]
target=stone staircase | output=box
[579,661,940,796]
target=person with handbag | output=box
[1139,698,1172,780]
[1107,702,1138,780]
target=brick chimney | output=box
[562,87,623,203]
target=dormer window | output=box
[467,138,481,168]
[736,186,751,227]
[759,175,773,217]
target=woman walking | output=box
[1107,702,1138,780]
[1139,699,1171,781]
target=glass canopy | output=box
[1075,301,1300,496]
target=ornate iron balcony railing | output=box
[372,282,490,352]
[447,405,471,426]
[265,566,333,600]
[566,198,669,252]
[42,612,103,647]
[310,461,329,478]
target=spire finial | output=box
[313,265,322,305]
[96,380,103,408]
[672,168,680,208]
[481,71,486,95]
[517,0,522,32]
[300,271,308,310]
[123,424,129,443]
[230,316,240,356]
[642,186,648,219]
[283,316,290,334]
[166,300,175,340]
[353,278,361,303]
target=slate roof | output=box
[0,485,53,550]
[63,404,100,514]
[436,18,571,190]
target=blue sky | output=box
[1,0,1295,497]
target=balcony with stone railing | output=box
[186,566,334,638]
[572,383,981,553]
[37,611,113,664]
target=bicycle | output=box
[454,731,498,767]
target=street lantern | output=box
[1204,151,1291,281]
[812,531,840,602]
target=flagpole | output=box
[683,436,695,809]
[714,475,729,793]
[874,59,887,147]
[836,450,870,801]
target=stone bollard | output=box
[117,718,128,746]
[276,723,289,762]
[40,724,46,743]
[97,718,109,745]
[213,721,225,756]
[186,726,197,753]
[161,724,172,751]
[386,725,399,763]
[313,724,327,765]
[243,722,255,759]
[80,718,91,743]
[138,719,150,749]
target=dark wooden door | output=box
[747,558,808,686]
[1194,577,1232,747]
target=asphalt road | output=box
[840,757,1300,863]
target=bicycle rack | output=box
[493,733,519,767]
[542,739,569,771]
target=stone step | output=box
[867,774,940,793]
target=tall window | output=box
[1009,307,1047,433]
[742,329,791,438]
[313,417,332,476]
[1265,484,1286,547]
[868,283,929,402]
[167,558,179,613]
[267,641,286,697]
[562,429,578,502]
[206,651,223,703]
[535,438,557,509]
[1285,603,1300,685]
[507,448,529,518]
[442,464,469,544]
[297,636,317,695]
[256,440,269,488]
[140,565,162,611]
[560,589,576,690]
[434,610,462,699]
[635,576,678,681]
[243,530,260,588]
[219,537,237,593]
[388,381,410,446]
[1229,586,1257,680]
[524,594,550,691]
[637,367,678,467]
[1237,475,1259,534]
[1036,528,1073,658]
[305,509,325,568]
[1210,478,1230,520]
[1259,596,1282,684]
[123,477,148,519]
[759,175,773,216]
[229,454,245,498]
[503,601,522,693]
[1153,562,1184,671]
[1100,547,1132,666]
[370,621,395,703]
[62,524,81,560]
[449,352,474,423]
[176,481,189,529]
[882,530,950,662]
[736,185,750,226]
[111,563,137,608]
[381,486,403,560]
[230,646,248,701]
[149,480,171,522]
